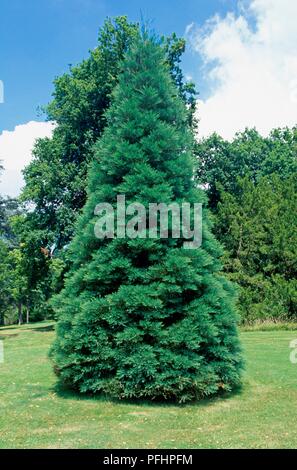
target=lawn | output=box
[0,321,297,449]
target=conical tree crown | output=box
[51,34,242,402]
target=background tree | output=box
[0,193,57,324]
[22,17,197,252]
[195,127,297,209]
[216,174,297,323]
[0,169,25,324]
[18,17,196,322]
[10,214,57,322]
[0,197,20,244]
[51,34,242,403]
[195,126,297,324]
[0,240,13,325]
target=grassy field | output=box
[0,321,297,449]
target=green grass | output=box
[1,321,297,449]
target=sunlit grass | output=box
[1,322,297,448]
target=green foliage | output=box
[0,213,62,325]
[51,35,242,403]
[0,197,25,324]
[196,127,297,208]
[22,17,197,250]
[0,240,13,325]
[0,243,32,325]
[216,175,297,323]
[22,17,139,249]
[195,128,297,324]
[163,32,197,126]
[18,17,197,323]
[0,196,20,244]
[14,17,140,321]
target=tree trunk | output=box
[18,302,23,325]
[26,303,30,324]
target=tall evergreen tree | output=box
[19,17,196,321]
[22,17,196,251]
[51,34,242,402]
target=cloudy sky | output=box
[0,0,296,197]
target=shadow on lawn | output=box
[30,325,55,333]
[0,333,19,340]
[53,380,243,409]
[0,323,54,341]
[0,323,55,333]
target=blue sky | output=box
[0,0,296,196]
[0,0,239,132]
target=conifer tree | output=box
[51,33,242,402]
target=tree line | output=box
[0,17,296,326]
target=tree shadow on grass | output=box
[53,380,244,410]
[0,325,20,332]
[0,322,55,333]
[0,333,19,340]
[29,325,55,333]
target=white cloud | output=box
[0,121,55,197]
[187,0,297,139]
[185,22,195,36]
